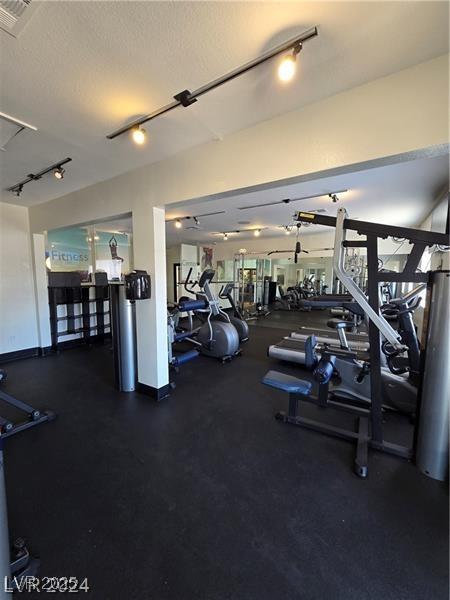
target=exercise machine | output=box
[1,434,40,597]
[268,294,368,365]
[218,283,249,342]
[268,285,423,412]
[167,297,203,370]
[182,269,240,362]
[268,322,370,366]
[0,370,55,438]
[263,206,449,477]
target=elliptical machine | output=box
[184,268,240,362]
[218,283,249,342]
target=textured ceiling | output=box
[1,1,448,206]
[165,154,449,244]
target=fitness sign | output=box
[45,247,89,271]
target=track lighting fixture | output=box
[238,190,348,211]
[166,211,225,228]
[284,226,291,235]
[329,194,339,203]
[131,126,147,145]
[223,233,228,240]
[254,229,261,237]
[8,158,72,196]
[107,27,318,142]
[278,43,302,83]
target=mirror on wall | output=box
[270,256,333,292]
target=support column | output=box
[31,233,52,353]
[132,205,169,399]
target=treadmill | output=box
[268,295,369,365]
[268,319,370,365]
[293,294,367,341]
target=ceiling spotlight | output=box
[254,229,261,237]
[131,126,147,145]
[285,226,291,235]
[175,219,182,229]
[193,217,200,226]
[329,194,339,203]
[223,233,228,241]
[7,157,72,196]
[278,43,302,83]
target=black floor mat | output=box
[1,316,448,600]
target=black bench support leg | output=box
[354,416,369,478]
[288,393,298,418]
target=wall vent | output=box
[0,0,38,37]
[0,111,37,151]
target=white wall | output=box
[420,193,449,271]
[29,55,448,234]
[0,204,39,354]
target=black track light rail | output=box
[237,189,348,210]
[165,210,225,223]
[106,26,319,140]
[8,158,72,194]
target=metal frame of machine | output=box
[286,206,449,472]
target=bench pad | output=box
[262,370,312,395]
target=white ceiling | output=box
[165,154,449,244]
[1,1,448,206]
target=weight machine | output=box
[0,370,55,438]
[233,253,271,318]
[264,206,449,477]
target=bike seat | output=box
[327,318,353,330]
